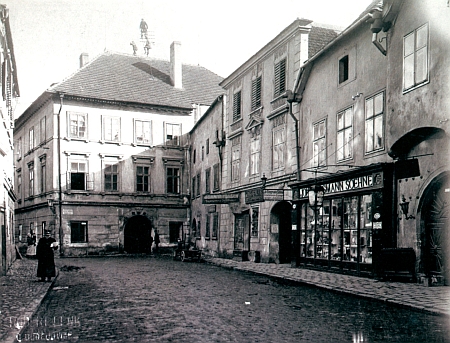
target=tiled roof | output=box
[50,52,224,109]
[309,25,340,58]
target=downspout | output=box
[57,93,64,256]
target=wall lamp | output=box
[399,195,415,220]
[308,184,325,209]
[352,92,363,101]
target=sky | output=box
[7,0,374,117]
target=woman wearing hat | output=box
[36,230,58,282]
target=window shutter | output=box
[251,76,261,111]
[274,59,286,97]
[233,91,241,121]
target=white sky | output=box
[8,0,373,117]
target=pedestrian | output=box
[26,229,37,259]
[130,41,138,56]
[36,230,58,282]
[154,229,160,254]
[148,233,153,254]
[140,19,148,39]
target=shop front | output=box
[290,163,396,277]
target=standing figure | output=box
[36,230,58,282]
[144,39,151,56]
[130,41,138,56]
[154,229,160,254]
[26,230,37,259]
[140,19,148,39]
[148,233,153,255]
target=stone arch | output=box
[270,201,293,264]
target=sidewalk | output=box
[0,258,57,343]
[206,257,450,317]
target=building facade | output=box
[289,0,450,285]
[204,19,339,263]
[14,43,223,256]
[0,5,20,274]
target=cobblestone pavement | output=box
[8,256,450,343]
[207,258,450,317]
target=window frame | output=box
[70,221,88,243]
[28,163,34,197]
[274,58,286,98]
[251,75,262,111]
[213,163,220,191]
[250,133,261,175]
[232,90,242,122]
[136,165,150,192]
[104,163,119,192]
[165,122,181,146]
[68,112,87,140]
[231,137,241,182]
[365,91,385,154]
[166,167,180,194]
[134,119,152,146]
[336,107,353,162]
[29,127,34,151]
[403,23,429,92]
[102,116,121,143]
[313,119,327,167]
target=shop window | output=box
[251,76,262,111]
[365,91,384,154]
[251,206,259,237]
[166,167,180,194]
[212,212,218,239]
[205,214,210,239]
[71,221,88,243]
[313,119,327,167]
[68,112,87,139]
[134,120,152,145]
[232,90,242,122]
[274,58,286,97]
[337,107,353,161]
[102,116,120,142]
[403,23,428,91]
[136,166,150,192]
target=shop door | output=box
[234,213,249,251]
[421,175,449,285]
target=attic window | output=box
[274,58,286,97]
[233,90,242,122]
[251,76,262,111]
[339,55,349,84]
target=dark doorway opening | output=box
[124,215,152,254]
[271,201,293,264]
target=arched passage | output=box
[270,201,293,264]
[418,172,450,285]
[124,215,152,254]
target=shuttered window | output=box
[274,58,286,97]
[251,76,262,111]
[233,91,242,122]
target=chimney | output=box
[79,53,89,68]
[170,41,182,88]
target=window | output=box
[251,206,259,237]
[17,172,22,200]
[165,123,181,146]
[193,149,196,164]
[365,92,384,153]
[206,139,209,155]
[29,127,34,151]
[205,168,211,194]
[251,76,262,111]
[212,212,218,239]
[250,134,260,175]
[192,176,196,199]
[40,162,46,194]
[102,116,120,142]
[313,119,327,167]
[104,164,118,191]
[40,116,46,144]
[196,174,201,197]
[71,221,88,243]
[136,166,150,192]
[134,120,152,145]
[272,127,285,170]
[69,161,88,191]
[68,112,87,139]
[404,24,428,91]
[202,146,204,161]
[213,164,220,191]
[232,90,242,122]
[337,107,353,161]
[167,167,180,194]
[205,214,210,239]
[339,55,349,84]
[18,224,23,242]
[28,163,34,197]
[274,58,286,97]
[17,137,22,160]
[231,137,241,182]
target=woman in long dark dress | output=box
[36,230,58,282]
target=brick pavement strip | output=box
[206,257,450,317]
[0,258,56,343]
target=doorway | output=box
[271,201,292,264]
[124,215,152,254]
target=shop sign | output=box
[245,188,264,204]
[202,193,239,204]
[263,189,284,201]
[295,172,383,199]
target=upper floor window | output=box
[17,172,22,200]
[28,163,34,197]
[29,127,35,151]
[17,137,22,160]
[134,120,152,145]
[339,55,349,84]
[337,46,356,86]
[167,167,180,194]
[68,112,87,139]
[104,163,119,191]
[206,139,209,155]
[274,58,286,97]
[205,168,211,194]
[136,166,150,192]
[69,161,89,191]
[251,76,262,111]
[403,23,428,91]
[165,123,181,146]
[213,163,220,191]
[102,116,120,142]
[196,174,201,197]
[313,119,327,167]
[250,133,260,175]
[232,90,242,122]
[192,176,196,199]
[336,107,353,161]
[365,91,384,154]
[40,156,46,194]
[272,114,286,171]
[40,116,46,144]
[231,136,241,182]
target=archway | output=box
[124,215,152,254]
[270,201,293,264]
[419,172,449,285]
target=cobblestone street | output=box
[16,256,450,342]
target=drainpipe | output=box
[285,90,301,181]
[57,93,64,256]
